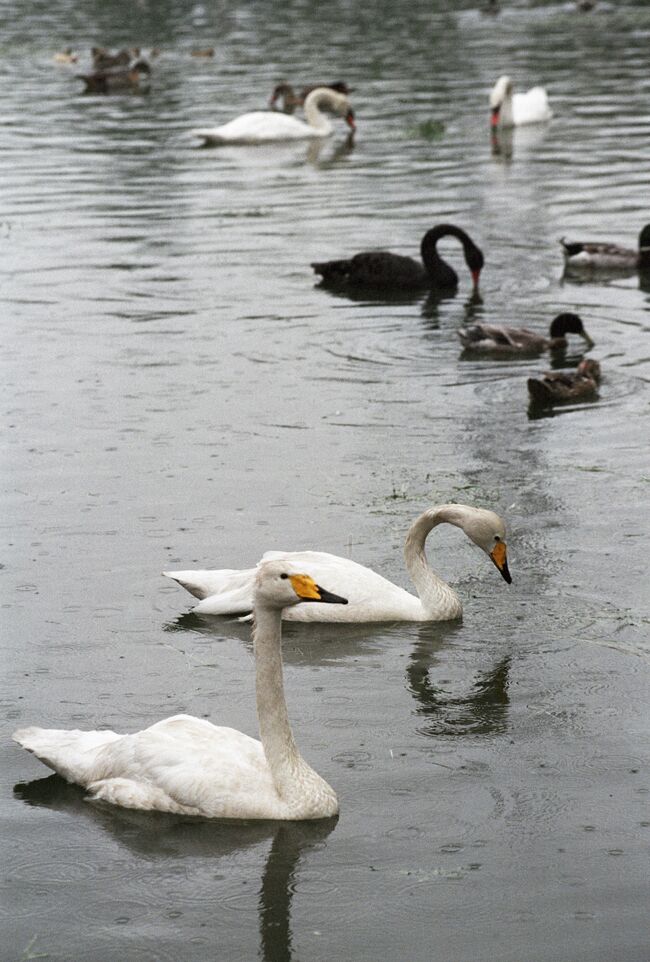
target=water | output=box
[2,1,650,959]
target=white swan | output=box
[164,503,512,623]
[490,75,552,128]
[13,561,347,820]
[192,87,355,145]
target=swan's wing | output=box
[163,568,256,612]
[512,87,552,124]
[192,111,312,144]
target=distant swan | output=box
[13,562,347,820]
[490,75,552,128]
[192,87,355,145]
[560,224,650,271]
[458,312,594,355]
[311,224,484,293]
[164,503,512,623]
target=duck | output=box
[269,81,352,113]
[53,48,78,64]
[91,46,140,70]
[191,47,215,57]
[192,87,355,145]
[13,561,347,820]
[490,75,552,128]
[77,59,151,94]
[560,224,650,271]
[163,503,511,623]
[527,358,601,406]
[312,224,484,293]
[458,312,594,356]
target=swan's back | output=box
[193,111,317,145]
[512,86,552,125]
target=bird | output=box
[490,75,552,128]
[458,312,594,356]
[527,358,601,406]
[191,47,215,58]
[53,48,78,64]
[560,224,650,272]
[91,46,140,70]
[311,224,484,293]
[13,561,348,820]
[269,81,352,113]
[76,59,151,94]
[192,87,355,145]
[163,503,512,623]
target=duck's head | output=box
[549,312,594,347]
[255,560,349,610]
[489,75,513,127]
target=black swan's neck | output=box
[421,224,483,289]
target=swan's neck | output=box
[303,93,334,134]
[498,89,514,127]
[403,505,467,618]
[420,225,466,287]
[254,606,311,796]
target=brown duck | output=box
[527,358,601,405]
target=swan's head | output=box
[489,75,513,127]
[303,87,356,131]
[255,560,349,609]
[460,507,512,584]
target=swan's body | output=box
[490,75,552,128]
[458,312,593,356]
[164,504,511,623]
[13,563,347,820]
[528,358,601,405]
[192,87,355,145]
[560,224,650,271]
[311,225,484,293]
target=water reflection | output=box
[406,630,511,737]
[14,774,337,962]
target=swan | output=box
[192,87,355,145]
[164,503,511,623]
[311,224,484,293]
[490,75,552,128]
[560,224,650,271]
[458,312,594,356]
[528,358,601,406]
[13,561,347,820]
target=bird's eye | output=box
[280,573,289,580]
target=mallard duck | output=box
[312,224,484,293]
[53,48,78,64]
[269,81,352,112]
[560,224,650,271]
[490,75,552,128]
[527,358,601,405]
[77,59,151,94]
[91,47,139,70]
[458,312,593,356]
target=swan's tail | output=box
[13,726,121,785]
[311,258,351,282]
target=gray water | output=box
[2,1,650,959]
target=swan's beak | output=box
[490,541,512,584]
[490,107,500,128]
[471,268,481,290]
[289,574,348,605]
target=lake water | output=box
[2,1,650,960]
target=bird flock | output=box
[15,29,648,820]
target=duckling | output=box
[527,358,601,406]
[191,47,215,58]
[77,58,151,94]
[458,312,593,356]
[269,81,352,113]
[53,47,78,64]
[561,224,650,272]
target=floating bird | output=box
[13,562,347,820]
[269,81,352,112]
[527,358,601,405]
[560,224,650,271]
[91,47,140,70]
[77,59,151,94]
[312,224,484,293]
[164,503,511,623]
[191,47,215,58]
[490,75,552,128]
[192,87,355,145]
[53,48,78,64]
[458,312,594,355]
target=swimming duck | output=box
[458,312,593,356]
[91,46,140,70]
[13,562,347,820]
[192,87,355,145]
[490,75,552,128]
[53,48,78,64]
[312,224,484,293]
[560,224,650,271]
[269,81,352,112]
[191,47,215,57]
[527,358,601,406]
[77,59,151,94]
[164,503,511,623]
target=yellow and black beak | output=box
[490,541,512,584]
[289,574,348,605]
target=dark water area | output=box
[2,0,650,959]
